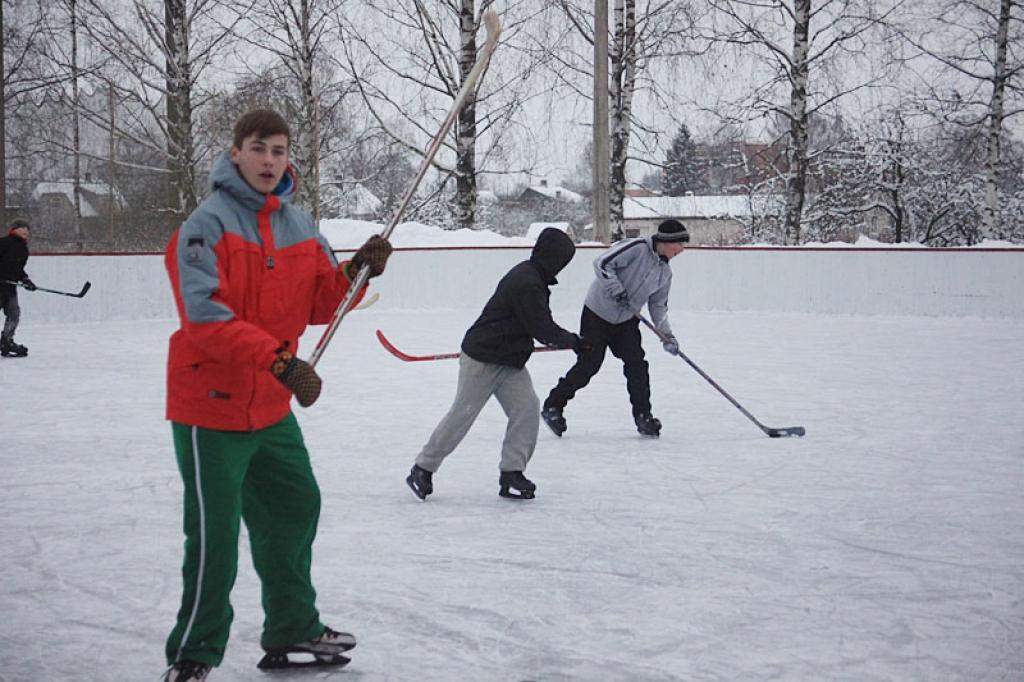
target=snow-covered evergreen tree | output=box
[662,123,701,196]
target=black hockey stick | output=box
[637,314,805,438]
[4,279,91,298]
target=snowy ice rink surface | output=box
[1,307,1022,681]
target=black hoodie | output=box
[0,232,29,293]
[461,227,578,368]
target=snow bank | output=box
[319,219,535,248]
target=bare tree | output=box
[223,0,351,220]
[342,0,548,230]
[901,0,1023,239]
[555,0,697,237]
[2,0,66,224]
[703,0,903,243]
[79,0,242,219]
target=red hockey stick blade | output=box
[376,330,462,362]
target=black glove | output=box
[572,335,593,354]
[270,351,322,407]
[347,235,393,279]
[22,279,36,291]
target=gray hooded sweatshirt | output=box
[584,236,675,338]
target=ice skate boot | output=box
[162,659,211,682]
[1,336,27,357]
[634,411,661,437]
[406,464,434,500]
[541,405,566,437]
[257,626,356,670]
[499,470,536,500]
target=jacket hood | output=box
[530,228,576,283]
[210,150,296,211]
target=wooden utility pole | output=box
[108,81,116,247]
[592,0,610,244]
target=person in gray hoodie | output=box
[541,219,689,438]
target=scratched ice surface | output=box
[1,307,1021,681]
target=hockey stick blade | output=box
[376,329,564,363]
[355,291,380,310]
[376,330,461,362]
[766,425,806,438]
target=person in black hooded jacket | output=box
[0,218,36,357]
[406,227,591,501]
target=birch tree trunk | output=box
[783,0,811,245]
[295,0,322,220]
[982,0,1013,239]
[608,0,636,238]
[165,0,197,216]
[455,0,479,231]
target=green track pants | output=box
[165,413,325,666]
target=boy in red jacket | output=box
[162,109,391,682]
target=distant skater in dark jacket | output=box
[0,218,37,357]
[406,227,591,501]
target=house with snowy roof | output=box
[32,177,124,217]
[320,182,383,221]
[31,176,125,244]
[622,194,781,245]
[517,180,584,204]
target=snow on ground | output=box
[1,305,1022,681]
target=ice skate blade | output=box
[257,652,351,670]
[541,409,565,437]
[499,488,535,500]
[406,475,428,500]
[542,420,564,437]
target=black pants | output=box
[0,287,20,340]
[545,306,651,417]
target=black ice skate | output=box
[163,659,211,682]
[499,470,536,500]
[634,411,662,437]
[0,337,27,357]
[406,464,434,500]
[257,626,356,670]
[541,405,566,437]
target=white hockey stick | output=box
[308,9,503,369]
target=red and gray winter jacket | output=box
[165,151,365,431]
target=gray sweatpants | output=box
[0,289,20,340]
[415,354,540,473]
